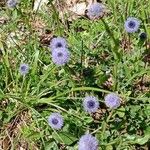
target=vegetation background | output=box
[0,0,150,149]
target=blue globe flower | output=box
[7,0,18,8]
[51,47,70,66]
[104,93,120,109]
[87,3,105,20]
[48,113,64,130]
[78,134,98,150]
[49,37,68,51]
[124,17,140,33]
[83,96,99,113]
[19,63,29,75]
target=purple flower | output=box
[51,47,70,66]
[7,0,18,8]
[83,96,99,113]
[104,93,120,109]
[87,3,105,20]
[48,113,64,130]
[19,63,29,75]
[78,134,98,150]
[49,37,68,51]
[124,17,140,33]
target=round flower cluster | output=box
[104,93,120,109]
[49,37,70,66]
[19,63,29,75]
[7,0,18,8]
[83,96,99,113]
[50,37,68,50]
[87,2,105,20]
[78,134,98,150]
[48,113,64,130]
[51,47,70,66]
[124,17,140,33]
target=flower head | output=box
[48,113,64,130]
[78,134,98,150]
[7,0,18,8]
[87,3,105,20]
[124,17,140,33]
[49,37,68,51]
[104,93,120,109]
[51,47,70,66]
[139,32,147,40]
[19,63,29,75]
[83,96,99,113]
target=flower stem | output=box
[101,110,114,140]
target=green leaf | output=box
[144,105,150,116]
[0,90,4,101]
[144,126,150,135]
[52,131,78,145]
[31,50,39,76]
[45,141,59,150]
[12,9,18,20]
[116,107,125,118]
[133,135,150,145]
[106,145,113,150]
[27,131,41,140]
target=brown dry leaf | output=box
[0,1,5,7]
[56,0,93,21]
[30,17,54,46]
[65,0,93,6]
[1,110,39,150]
[31,18,46,36]
[103,75,113,89]
[68,2,87,16]
[40,31,53,45]
[0,17,7,24]
[120,35,132,51]
[134,75,150,93]
[33,0,48,11]
[92,108,107,121]
[143,54,150,63]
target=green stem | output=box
[101,110,114,139]
[38,87,111,103]
[113,61,118,91]
[101,19,120,60]
[92,110,114,135]
[21,75,26,93]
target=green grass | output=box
[0,0,150,149]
